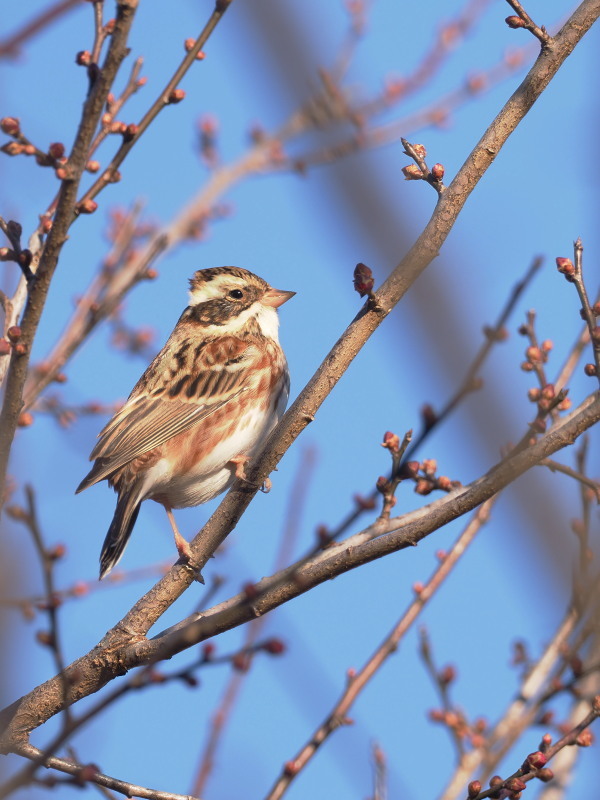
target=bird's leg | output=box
[164,506,192,562]
[229,454,250,481]
[229,455,272,493]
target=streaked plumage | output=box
[77,267,294,579]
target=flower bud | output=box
[584,363,597,377]
[382,431,400,453]
[526,751,547,770]
[402,164,423,180]
[555,257,575,280]
[78,199,98,215]
[353,262,374,297]
[505,15,526,28]
[537,768,554,783]
[431,163,444,181]
[48,142,65,159]
[75,50,92,66]
[467,780,481,798]
[168,88,186,104]
[7,326,21,342]
[262,637,286,655]
[1,117,20,135]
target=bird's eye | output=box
[228,289,244,300]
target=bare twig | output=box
[264,501,495,800]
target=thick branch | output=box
[0,1,137,504]
[1,393,598,754]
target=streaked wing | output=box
[79,335,260,489]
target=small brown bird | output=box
[77,266,294,579]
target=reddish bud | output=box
[411,143,427,158]
[0,339,10,356]
[421,458,437,476]
[262,637,286,655]
[1,117,20,135]
[526,345,543,363]
[558,397,571,411]
[506,15,526,28]
[537,768,554,783]
[168,88,186,104]
[421,403,438,430]
[467,780,481,798]
[353,262,374,297]
[541,384,555,400]
[526,751,547,770]
[48,142,65,159]
[505,777,526,793]
[438,664,456,685]
[36,630,55,647]
[284,761,299,776]
[527,387,541,401]
[18,412,34,427]
[415,479,433,495]
[202,642,215,660]
[412,581,424,595]
[75,764,100,784]
[78,199,98,215]
[354,493,376,510]
[382,431,400,452]
[123,123,138,141]
[2,142,24,156]
[521,361,534,372]
[47,543,66,560]
[242,581,258,600]
[376,476,391,494]
[584,363,597,377]
[556,257,575,280]
[437,475,452,491]
[402,164,423,180]
[575,728,593,747]
[6,326,21,342]
[436,549,447,561]
[431,163,444,181]
[145,268,159,280]
[232,652,251,672]
[41,217,53,233]
[184,37,195,51]
[55,167,68,180]
[404,461,420,478]
[76,50,92,66]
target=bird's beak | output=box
[261,287,296,308]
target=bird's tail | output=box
[99,493,141,580]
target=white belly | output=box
[144,394,285,509]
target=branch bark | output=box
[1,0,599,768]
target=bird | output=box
[77,266,295,579]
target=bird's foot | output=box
[230,455,251,481]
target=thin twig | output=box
[264,501,496,800]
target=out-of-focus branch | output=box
[0,0,85,60]
[264,500,495,800]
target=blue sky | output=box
[1,1,599,799]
